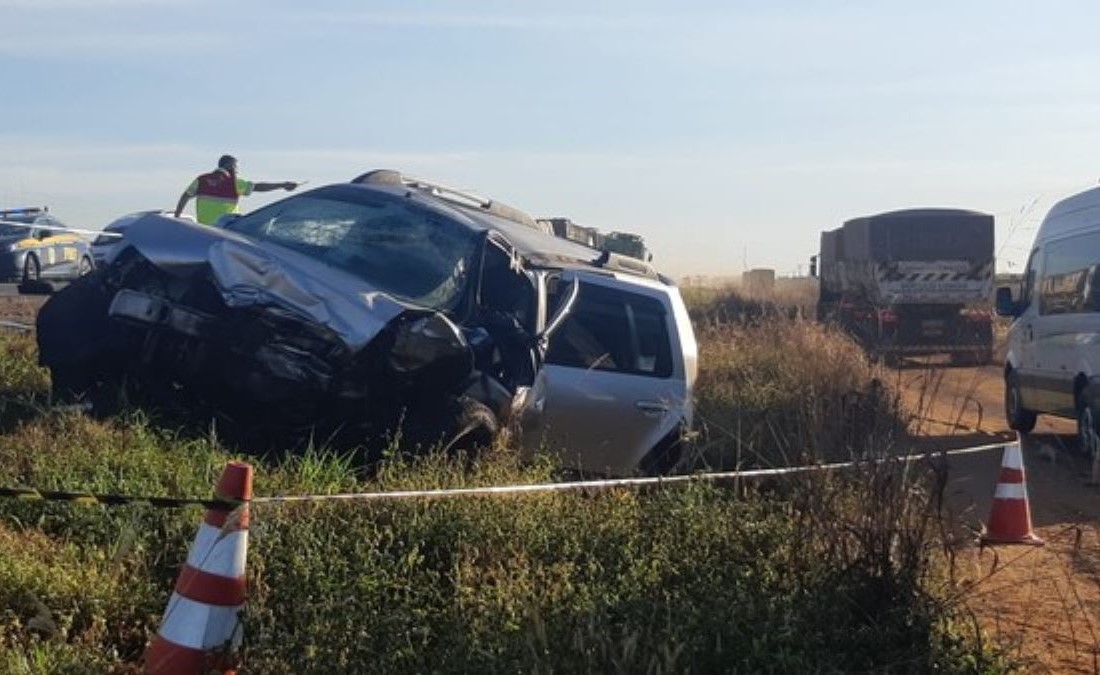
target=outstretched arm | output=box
[173,192,191,218]
[252,181,299,193]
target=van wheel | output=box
[1005,371,1037,433]
[1077,388,1100,460]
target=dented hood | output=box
[113,213,409,350]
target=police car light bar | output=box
[0,207,46,218]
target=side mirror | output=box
[809,255,818,278]
[995,286,1019,317]
[35,229,50,241]
[540,278,580,342]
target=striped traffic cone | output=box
[144,461,253,674]
[980,439,1044,546]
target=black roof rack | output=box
[350,169,538,229]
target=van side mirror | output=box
[995,286,1019,317]
[809,255,818,278]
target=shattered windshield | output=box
[225,193,479,310]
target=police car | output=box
[0,207,94,287]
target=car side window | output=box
[545,281,673,378]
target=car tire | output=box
[440,396,499,456]
[50,365,125,416]
[1077,387,1100,460]
[77,256,93,277]
[638,420,691,475]
[22,254,40,283]
[1005,370,1037,433]
[404,395,499,456]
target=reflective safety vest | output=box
[186,169,254,225]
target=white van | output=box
[996,185,1100,459]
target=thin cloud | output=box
[0,31,217,56]
[294,8,656,32]
[0,0,186,6]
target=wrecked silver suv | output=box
[37,170,698,475]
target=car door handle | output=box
[635,400,669,416]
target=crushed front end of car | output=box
[37,190,540,456]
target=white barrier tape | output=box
[186,524,248,579]
[251,439,1016,506]
[0,320,33,332]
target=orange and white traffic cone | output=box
[981,439,1044,546]
[144,461,253,674]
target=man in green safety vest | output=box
[174,155,299,225]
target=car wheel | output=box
[404,395,499,456]
[1005,370,1037,433]
[22,254,40,283]
[638,420,692,475]
[77,256,93,277]
[440,396,499,456]
[1077,388,1100,460]
[50,365,125,416]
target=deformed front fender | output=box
[384,312,474,392]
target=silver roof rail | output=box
[351,169,537,229]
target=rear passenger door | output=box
[526,272,688,475]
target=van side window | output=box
[1039,233,1100,315]
[1021,248,1038,308]
[545,282,673,378]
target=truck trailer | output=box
[813,208,994,365]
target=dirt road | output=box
[895,359,1100,673]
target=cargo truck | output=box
[812,208,994,365]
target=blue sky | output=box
[3,1,1100,277]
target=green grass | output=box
[0,321,1014,673]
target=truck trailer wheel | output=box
[1004,371,1037,433]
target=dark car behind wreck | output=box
[37,170,698,475]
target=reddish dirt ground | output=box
[895,359,1100,673]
